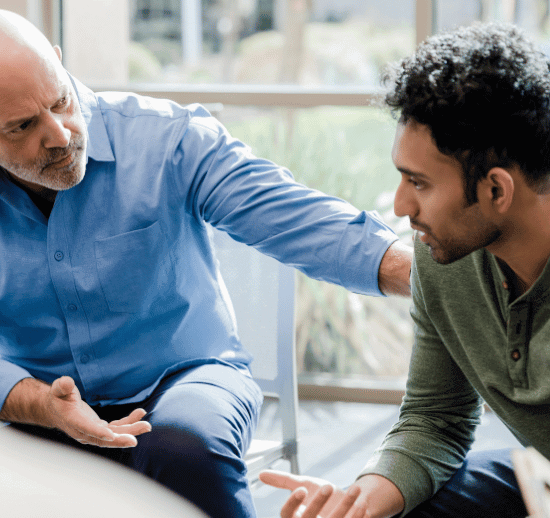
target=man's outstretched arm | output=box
[0,376,151,448]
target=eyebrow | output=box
[395,166,431,181]
[2,88,70,131]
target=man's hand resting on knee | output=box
[0,376,152,448]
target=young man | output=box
[261,22,550,518]
[0,10,411,518]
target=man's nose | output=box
[393,180,416,219]
[42,114,70,149]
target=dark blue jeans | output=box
[12,362,264,518]
[407,449,527,518]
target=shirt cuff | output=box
[337,210,399,296]
[0,359,34,414]
[358,449,434,517]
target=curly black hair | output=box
[383,23,550,204]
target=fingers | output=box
[280,485,334,518]
[260,470,301,491]
[107,408,147,426]
[108,421,152,437]
[299,484,334,518]
[50,376,76,398]
[280,487,308,518]
[72,429,138,448]
[260,470,326,491]
[327,485,365,518]
[107,408,152,437]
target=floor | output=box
[252,398,522,518]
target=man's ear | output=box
[477,167,514,215]
[53,45,62,61]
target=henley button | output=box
[511,349,521,361]
[80,354,90,364]
[54,251,64,261]
[68,304,77,311]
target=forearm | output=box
[354,474,404,518]
[0,377,54,427]
[378,240,413,297]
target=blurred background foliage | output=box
[129,17,414,86]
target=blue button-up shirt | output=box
[0,76,398,408]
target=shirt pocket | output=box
[94,221,173,313]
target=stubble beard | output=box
[4,133,87,192]
[429,227,502,265]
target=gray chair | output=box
[211,226,300,488]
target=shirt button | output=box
[80,354,90,364]
[511,349,521,361]
[502,281,508,290]
[68,304,77,312]
[54,251,64,261]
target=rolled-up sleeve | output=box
[336,210,399,296]
[0,358,34,412]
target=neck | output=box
[6,172,57,203]
[4,172,56,218]
[487,202,550,294]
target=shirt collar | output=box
[489,250,550,303]
[68,73,115,163]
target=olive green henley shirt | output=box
[360,238,550,516]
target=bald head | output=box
[0,9,60,70]
[0,10,65,118]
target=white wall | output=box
[62,0,129,85]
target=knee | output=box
[135,425,215,474]
[145,385,254,459]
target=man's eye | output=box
[11,120,33,133]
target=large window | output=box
[127,0,416,87]
[436,0,550,44]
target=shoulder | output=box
[95,92,218,128]
[95,91,189,120]
[97,93,226,139]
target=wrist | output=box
[378,240,413,297]
[0,377,54,428]
[355,474,405,518]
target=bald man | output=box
[0,10,411,518]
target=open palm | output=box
[259,470,365,518]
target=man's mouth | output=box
[410,223,432,245]
[44,152,76,171]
